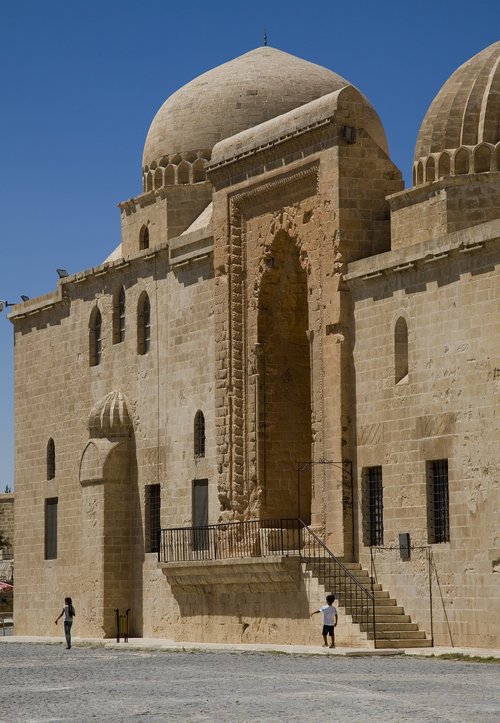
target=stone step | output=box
[328,582,384,594]
[306,558,430,650]
[361,621,419,632]
[374,630,428,640]
[372,614,412,623]
[372,605,404,615]
[375,638,433,649]
[373,598,398,606]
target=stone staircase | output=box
[307,560,432,649]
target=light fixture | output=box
[0,300,13,312]
[56,269,69,278]
[20,295,30,302]
[343,126,357,144]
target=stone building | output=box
[10,43,500,648]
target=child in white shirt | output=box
[311,594,338,648]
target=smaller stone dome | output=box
[88,390,132,440]
[413,41,500,186]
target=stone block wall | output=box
[12,235,216,637]
[120,183,212,258]
[389,173,500,249]
[350,231,500,647]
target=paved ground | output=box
[0,641,499,722]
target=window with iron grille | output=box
[145,484,161,553]
[192,479,209,551]
[89,307,102,366]
[47,438,55,480]
[113,286,126,344]
[45,497,58,560]
[394,316,409,384]
[194,410,205,458]
[363,466,384,546]
[427,459,450,543]
[137,293,151,355]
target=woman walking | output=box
[55,597,75,649]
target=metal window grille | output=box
[47,439,55,480]
[138,295,151,355]
[367,466,384,546]
[194,411,205,458]
[118,287,126,343]
[90,309,102,366]
[45,498,58,560]
[146,484,161,553]
[192,479,209,551]
[428,459,449,543]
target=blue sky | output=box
[0,0,499,489]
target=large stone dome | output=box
[142,46,387,190]
[413,41,500,186]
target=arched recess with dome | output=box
[10,42,500,650]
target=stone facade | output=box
[9,44,500,648]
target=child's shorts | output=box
[322,625,335,637]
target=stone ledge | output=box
[160,555,301,589]
[169,226,214,266]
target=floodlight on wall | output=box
[0,300,13,312]
[20,295,30,302]
[56,268,69,278]
[343,126,357,144]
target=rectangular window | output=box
[145,484,161,553]
[368,467,384,546]
[427,459,449,543]
[45,498,58,560]
[192,479,209,551]
[363,467,384,546]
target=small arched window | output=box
[394,317,409,384]
[165,165,175,185]
[139,225,149,250]
[192,159,205,183]
[177,161,190,185]
[425,157,435,183]
[154,168,163,189]
[474,144,491,174]
[113,286,126,344]
[194,411,206,458]
[416,161,424,185]
[137,292,151,355]
[89,307,102,367]
[47,438,55,480]
[454,148,469,175]
[438,152,451,178]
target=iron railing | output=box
[158,518,301,562]
[158,518,376,643]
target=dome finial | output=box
[264,31,268,47]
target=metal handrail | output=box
[158,517,376,645]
